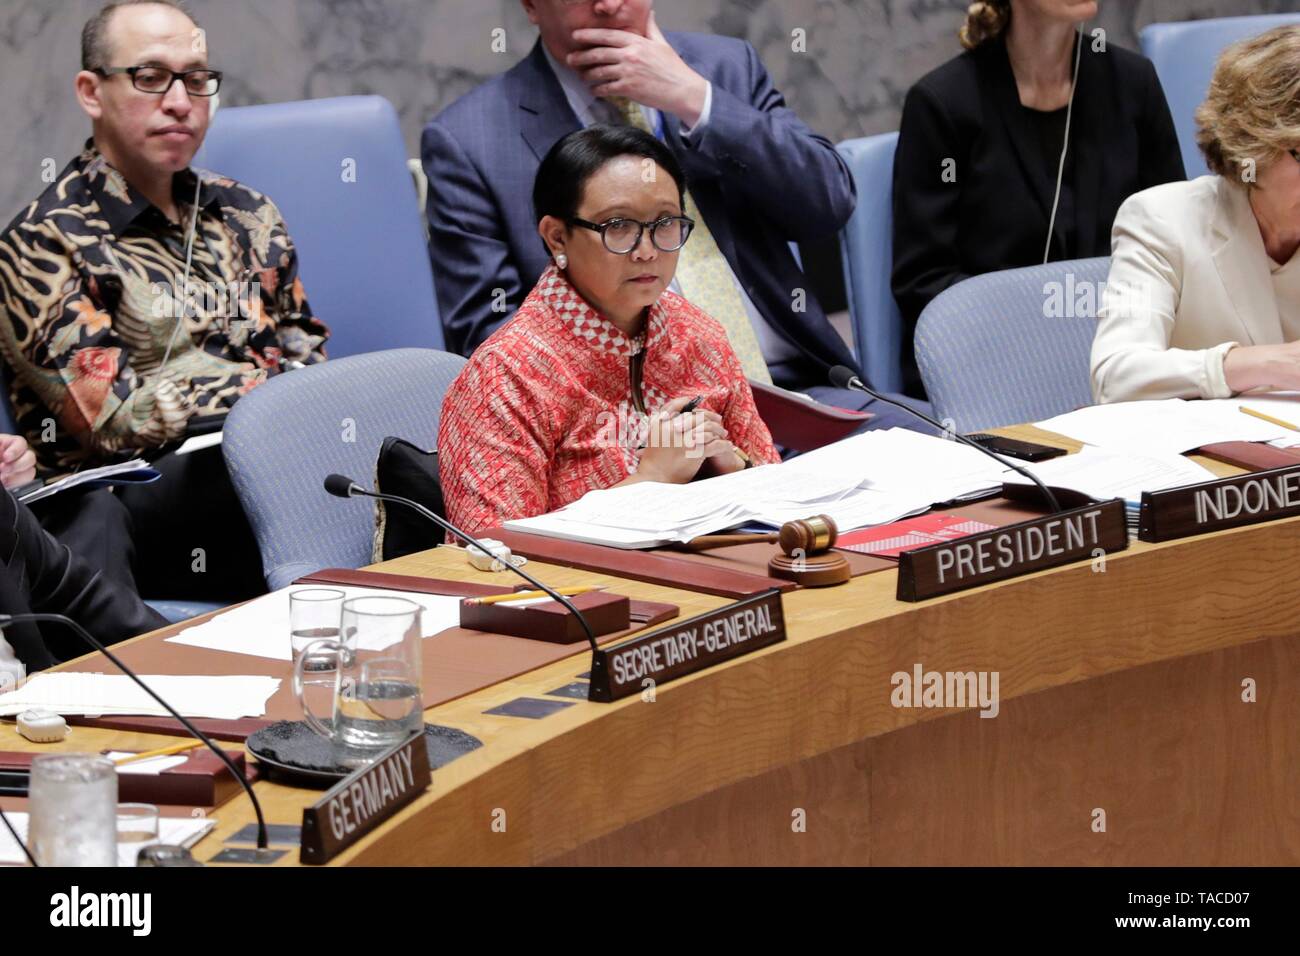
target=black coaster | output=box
[544,682,590,700]
[208,847,286,865]
[247,721,483,788]
[228,823,302,846]
[483,697,575,719]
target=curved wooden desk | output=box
[6,427,1300,865]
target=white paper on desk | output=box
[1185,392,1300,449]
[0,673,279,719]
[164,585,465,662]
[105,751,190,775]
[1037,399,1289,454]
[1001,447,1217,504]
[0,812,215,867]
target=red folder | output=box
[749,380,871,452]
[1197,442,1300,472]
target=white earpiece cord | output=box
[1043,27,1085,266]
[158,171,204,374]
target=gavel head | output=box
[778,514,838,556]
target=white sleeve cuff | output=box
[680,82,713,139]
[1205,341,1240,399]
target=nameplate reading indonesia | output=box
[1138,463,1300,542]
[299,732,431,864]
[896,499,1128,601]
[587,590,786,702]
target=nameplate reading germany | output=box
[299,733,431,864]
[896,498,1129,601]
[587,590,786,702]
[1138,463,1300,542]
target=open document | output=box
[504,429,1008,548]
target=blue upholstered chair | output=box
[836,133,904,394]
[915,257,1110,433]
[195,95,444,357]
[222,349,466,590]
[1141,14,1300,180]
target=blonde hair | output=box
[959,1,1011,50]
[1195,25,1300,182]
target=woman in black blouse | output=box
[891,0,1185,397]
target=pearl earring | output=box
[555,253,568,270]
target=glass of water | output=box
[289,588,345,661]
[28,754,118,866]
[293,596,423,765]
[116,803,160,850]
[335,657,423,751]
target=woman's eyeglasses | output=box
[568,216,695,255]
[95,66,223,97]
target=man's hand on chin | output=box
[568,12,709,128]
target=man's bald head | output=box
[81,0,199,73]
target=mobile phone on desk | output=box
[964,433,1068,462]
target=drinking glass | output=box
[293,596,424,764]
[28,754,118,866]
[289,588,345,662]
[116,803,160,850]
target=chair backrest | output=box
[195,95,444,358]
[222,348,466,589]
[837,133,904,394]
[1140,14,1300,180]
[915,257,1110,433]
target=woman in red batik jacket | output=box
[438,125,779,534]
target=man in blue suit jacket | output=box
[423,1,910,420]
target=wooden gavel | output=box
[677,515,850,587]
[678,515,839,555]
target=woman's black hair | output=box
[533,124,687,226]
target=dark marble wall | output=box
[0,0,1292,222]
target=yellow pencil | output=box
[111,740,204,765]
[1240,405,1300,432]
[464,586,605,606]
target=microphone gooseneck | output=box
[0,612,269,853]
[323,475,600,653]
[828,366,1063,513]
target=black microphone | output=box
[0,612,271,855]
[828,366,1062,513]
[323,475,600,653]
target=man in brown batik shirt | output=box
[0,1,329,604]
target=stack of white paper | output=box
[1036,399,1290,454]
[0,812,215,866]
[1189,392,1300,450]
[0,674,280,719]
[1003,447,1217,528]
[504,429,1008,548]
[164,585,465,661]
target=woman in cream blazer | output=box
[1091,25,1300,404]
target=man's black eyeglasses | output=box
[95,66,222,97]
[568,216,695,255]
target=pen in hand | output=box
[638,395,705,452]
